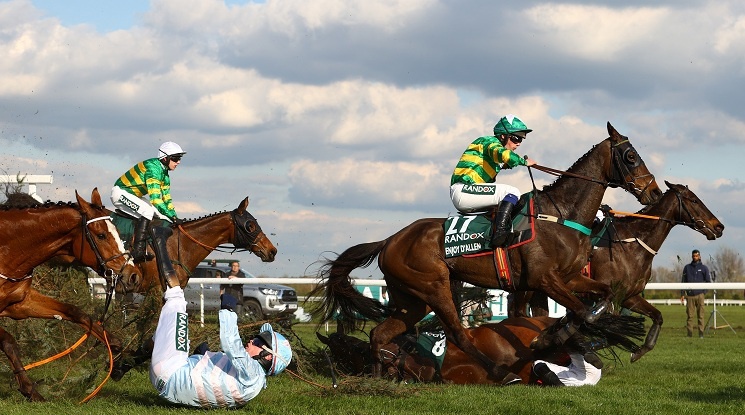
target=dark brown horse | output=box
[310,122,662,385]
[317,313,645,385]
[0,189,140,401]
[109,197,277,379]
[510,181,724,362]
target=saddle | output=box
[443,192,536,260]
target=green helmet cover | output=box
[493,114,532,136]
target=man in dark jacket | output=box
[680,249,711,338]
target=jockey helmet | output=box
[253,323,292,376]
[493,114,532,137]
[158,142,186,160]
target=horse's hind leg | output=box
[0,327,45,401]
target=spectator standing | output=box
[221,261,246,317]
[680,249,711,338]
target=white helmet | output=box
[158,142,186,160]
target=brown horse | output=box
[317,313,645,385]
[109,197,277,379]
[0,188,140,401]
[310,122,662,385]
[132,197,277,291]
[510,181,724,362]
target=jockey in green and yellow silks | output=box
[115,157,178,221]
[110,142,185,283]
[450,114,537,247]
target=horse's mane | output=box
[184,210,230,223]
[0,199,108,213]
[539,139,607,194]
[633,187,674,216]
[1,200,74,211]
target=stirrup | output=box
[131,248,154,263]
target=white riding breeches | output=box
[111,186,166,220]
[450,182,519,213]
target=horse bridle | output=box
[175,209,263,253]
[230,210,263,251]
[80,214,127,286]
[608,139,656,198]
[670,186,716,237]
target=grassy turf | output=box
[1,305,744,414]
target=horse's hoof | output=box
[630,351,643,363]
[530,335,549,350]
[501,373,522,386]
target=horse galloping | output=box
[511,181,724,362]
[0,188,139,401]
[310,122,662,385]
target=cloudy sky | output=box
[1,0,743,278]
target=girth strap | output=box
[536,214,592,236]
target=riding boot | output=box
[491,200,515,247]
[533,362,564,387]
[149,224,179,289]
[131,217,153,263]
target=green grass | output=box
[1,305,744,414]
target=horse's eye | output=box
[97,233,107,240]
[625,151,637,163]
[246,222,257,233]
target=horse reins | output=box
[175,210,261,253]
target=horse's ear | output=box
[664,180,672,189]
[90,187,102,206]
[237,197,249,213]
[606,121,617,137]
[75,190,88,208]
[316,332,330,345]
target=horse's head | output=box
[606,122,663,205]
[665,181,724,240]
[231,197,277,262]
[75,188,142,292]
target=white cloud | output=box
[524,4,669,61]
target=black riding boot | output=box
[131,217,152,263]
[150,225,179,289]
[491,200,515,247]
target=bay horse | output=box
[310,122,662,385]
[510,181,724,362]
[109,196,277,379]
[317,313,645,385]
[0,188,139,401]
[132,196,277,291]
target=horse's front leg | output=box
[623,295,663,363]
[0,326,45,401]
[0,288,123,362]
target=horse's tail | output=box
[570,313,646,356]
[309,240,389,332]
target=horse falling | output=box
[317,314,645,385]
[511,181,724,362]
[0,189,139,401]
[310,122,662,385]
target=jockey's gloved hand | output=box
[220,294,238,311]
[172,217,185,225]
[599,204,612,213]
